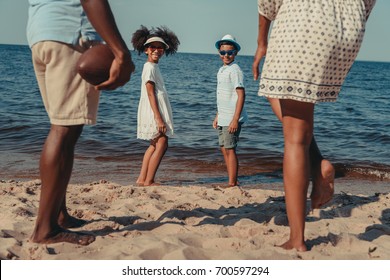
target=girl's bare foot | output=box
[310,159,335,209]
[143,182,160,186]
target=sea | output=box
[0,44,389,191]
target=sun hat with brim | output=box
[144,36,169,49]
[215,34,241,52]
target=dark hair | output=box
[131,25,180,56]
[219,41,237,50]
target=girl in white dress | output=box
[131,26,179,186]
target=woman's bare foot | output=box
[310,159,335,209]
[277,239,307,252]
[30,228,95,246]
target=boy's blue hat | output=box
[215,34,241,52]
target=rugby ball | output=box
[77,44,114,85]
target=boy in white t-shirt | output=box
[212,34,248,187]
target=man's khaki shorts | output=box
[31,41,100,125]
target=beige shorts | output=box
[31,41,100,125]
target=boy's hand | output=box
[228,119,239,133]
[213,116,218,129]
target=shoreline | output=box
[1,178,389,260]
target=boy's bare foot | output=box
[58,215,87,229]
[30,228,95,246]
[211,182,239,189]
[277,239,307,252]
[219,184,237,189]
[310,159,335,209]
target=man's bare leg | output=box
[30,125,94,245]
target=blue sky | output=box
[0,0,389,62]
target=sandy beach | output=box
[0,178,389,260]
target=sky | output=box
[0,0,389,62]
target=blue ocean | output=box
[0,44,389,187]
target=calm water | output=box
[0,44,389,186]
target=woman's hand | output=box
[253,14,272,81]
[252,44,267,81]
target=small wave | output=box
[336,163,390,181]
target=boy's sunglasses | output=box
[219,50,237,56]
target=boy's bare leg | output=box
[226,148,239,186]
[218,147,237,187]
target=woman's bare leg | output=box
[278,99,314,251]
[268,98,334,209]
[309,139,335,209]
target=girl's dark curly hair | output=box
[131,25,151,55]
[131,25,180,56]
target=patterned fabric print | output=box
[258,0,373,103]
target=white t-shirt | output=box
[216,63,248,126]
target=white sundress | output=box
[257,0,376,103]
[137,62,174,140]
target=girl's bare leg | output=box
[278,99,314,251]
[143,135,168,186]
[136,142,156,185]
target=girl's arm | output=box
[145,81,166,134]
[252,14,272,81]
[228,87,245,133]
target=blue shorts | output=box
[217,124,242,149]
